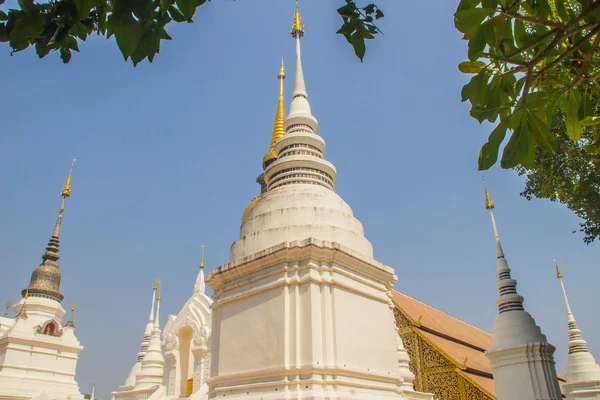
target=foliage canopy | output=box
[517,107,600,244]
[455,0,600,170]
[0,0,383,65]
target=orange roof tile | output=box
[392,291,492,351]
[419,330,491,374]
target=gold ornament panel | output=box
[395,307,494,400]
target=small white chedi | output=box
[112,252,212,400]
[0,161,85,400]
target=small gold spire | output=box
[3,298,9,318]
[555,259,563,279]
[61,158,76,198]
[291,0,304,37]
[65,301,76,328]
[153,276,159,291]
[200,244,205,269]
[157,290,162,301]
[263,59,287,168]
[482,177,495,210]
[461,357,469,369]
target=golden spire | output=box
[66,301,76,328]
[291,0,304,38]
[483,177,495,210]
[61,158,76,198]
[555,258,563,279]
[262,58,287,169]
[153,276,159,290]
[157,290,162,301]
[18,290,29,319]
[200,244,205,269]
[3,298,10,318]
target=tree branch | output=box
[573,32,600,85]
[537,25,600,75]
[502,11,564,29]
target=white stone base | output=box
[206,239,432,400]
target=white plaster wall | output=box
[212,286,285,376]
[208,241,426,399]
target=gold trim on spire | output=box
[61,158,76,198]
[482,177,495,210]
[157,290,162,301]
[262,58,287,168]
[555,259,563,279]
[200,244,205,269]
[291,0,304,38]
[153,276,159,290]
[71,302,76,312]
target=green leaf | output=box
[67,36,79,52]
[60,47,72,63]
[580,116,600,126]
[160,0,171,14]
[478,120,508,170]
[458,60,486,74]
[348,31,366,61]
[554,0,569,22]
[0,10,7,21]
[454,8,495,34]
[109,13,142,60]
[363,4,375,14]
[528,108,557,153]
[175,0,195,20]
[514,19,527,49]
[0,23,8,42]
[467,25,487,60]
[558,89,582,140]
[501,113,535,168]
[168,5,186,22]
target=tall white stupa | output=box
[204,4,432,399]
[483,186,562,400]
[555,260,600,399]
[0,159,85,400]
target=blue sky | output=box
[1,0,598,397]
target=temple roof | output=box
[391,290,566,398]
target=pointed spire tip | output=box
[482,177,495,210]
[555,259,563,279]
[291,0,304,38]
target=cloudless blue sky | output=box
[1,0,598,397]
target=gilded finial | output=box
[278,57,285,79]
[291,0,304,38]
[61,158,76,198]
[157,290,162,301]
[415,314,423,327]
[153,276,159,291]
[3,298,10,318]
[482,177,495,210]
[200,244,205,269]
[461,357,468,369]
[262,58,287,168]
[65,301,76,328]
[555,258,563,279]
